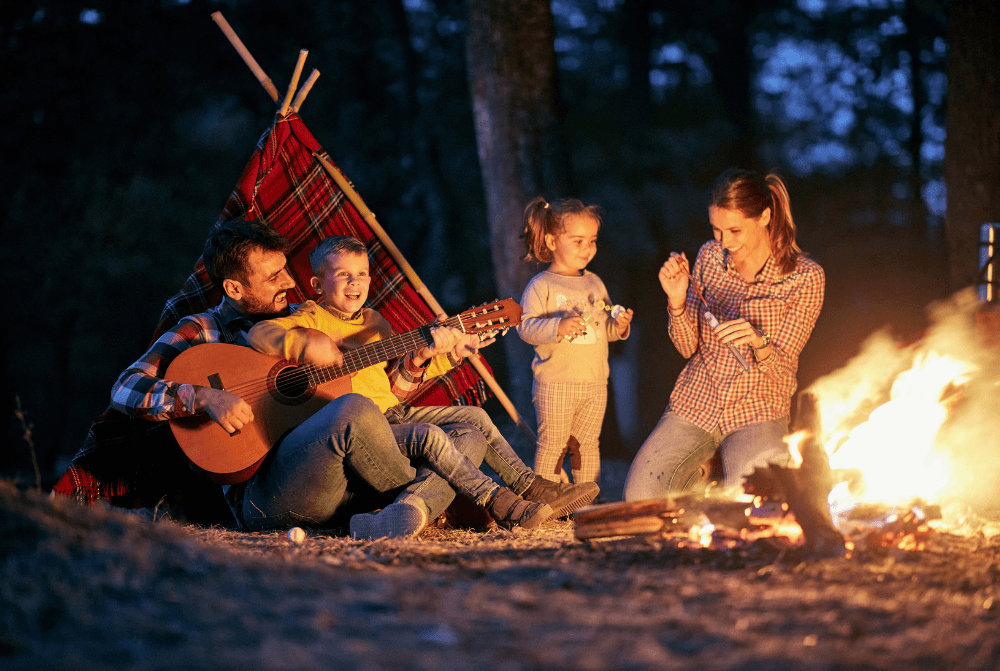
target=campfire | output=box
[577,291,1000,556]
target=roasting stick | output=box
[672,253,749,372]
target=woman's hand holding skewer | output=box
[712,318,767,350]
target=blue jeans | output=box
[240,394,417,530]
[389,405,535,495]
[623,411,789,501]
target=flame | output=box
[824,352,974,508]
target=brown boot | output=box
[521,477,600,518]
[486,488,552,530]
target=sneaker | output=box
[521,477,600,518]
[485,488,552,530]
[349,502,428,540]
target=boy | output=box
[248,236,598,538]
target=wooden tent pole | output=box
[312,152,537,442]
[211,12,280,103]
[291,70,321,113]
[279,50,308,117]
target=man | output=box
[111,218,469,533]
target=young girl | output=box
[516,198,633,485]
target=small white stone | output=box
[288,526,306,544]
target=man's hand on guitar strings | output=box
[194,387,254,435]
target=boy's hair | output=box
[309,236,369,275]
[202,218,290,287]
[521,197,602,263]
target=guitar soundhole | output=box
[269,362,314,406]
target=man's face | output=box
[236,248,296,317]
[310,251,371,315]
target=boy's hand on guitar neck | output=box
[453,331,494,360]
[412,318,464,367]
[194,387,254,435]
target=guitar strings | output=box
[199,309,511,404]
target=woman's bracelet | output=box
[668,303,686,316]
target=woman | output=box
[624,169,824,500]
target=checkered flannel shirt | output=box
[110,299,425,421]
[667,240,825,435]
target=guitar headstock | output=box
[456,299,523,339]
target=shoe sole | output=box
[350,503,427,540]
[551,483,600,518]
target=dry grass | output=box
[3,479,1000,670]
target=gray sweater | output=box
[517,270,627,384]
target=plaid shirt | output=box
[111,299,422,421]
[110,300,255,420]
[667,240,825,434]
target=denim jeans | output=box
[240,394,418,530]
[389,405,535,496]
[386,405,535,519]
[623,411,789,501]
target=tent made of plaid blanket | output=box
[52,113,490,516]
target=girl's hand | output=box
[558,315,587,340]
[658,252,690,308]
[713,318,766,349]
[613,308,633,337]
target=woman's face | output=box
[709,205,771,265]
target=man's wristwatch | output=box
[752,329,771,351]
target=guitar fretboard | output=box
[305,315,463,385]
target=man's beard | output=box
[242,292,291,319]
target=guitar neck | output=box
[307,315,462,385]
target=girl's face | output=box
[544,213,599,276]
[709,205,771,266]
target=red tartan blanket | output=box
[53,114,490,516]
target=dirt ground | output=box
[3,476,1000,671]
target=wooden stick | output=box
[211,12,279,103]
[291,69,321,113]
[279,50,308,117]
[312,151,537,441]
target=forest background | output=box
[1,0,995,496]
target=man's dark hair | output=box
[202,219,290,287]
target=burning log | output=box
[575,393,849,556]
[743,392,847,556]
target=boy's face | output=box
[310,251,371,314]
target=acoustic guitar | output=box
[166,299,522,483]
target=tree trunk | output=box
[944,0,1000,290]
[465,0,571,427]
[904,0,929,234]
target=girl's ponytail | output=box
[522,197,556,262]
